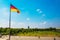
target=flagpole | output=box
[8,4,20,40]
[9,4,11,40]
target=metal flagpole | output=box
[9,4,11,40]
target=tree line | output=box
[0,27,60,35]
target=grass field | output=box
[0,28,60,37]
[17,31,60,37]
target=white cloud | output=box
[39,11,42,13]
[0,20,47,28]
[0,20,59,28]
[26,18,30,21]
[36,9,42,13]
[42,21,47,25]
[11,21,47,28]
[36,9,40,12]
[39,21,47,25]
[1,20,59,28]
[37,21,47,28]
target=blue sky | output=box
[0,0,60,28]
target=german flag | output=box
[10,4,20,13]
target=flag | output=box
[10,4,20,13]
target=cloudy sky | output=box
[0,0,60,28]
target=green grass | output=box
[17,31,60,37]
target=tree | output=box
[49,27,56,31]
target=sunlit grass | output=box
[17,31,60,37]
